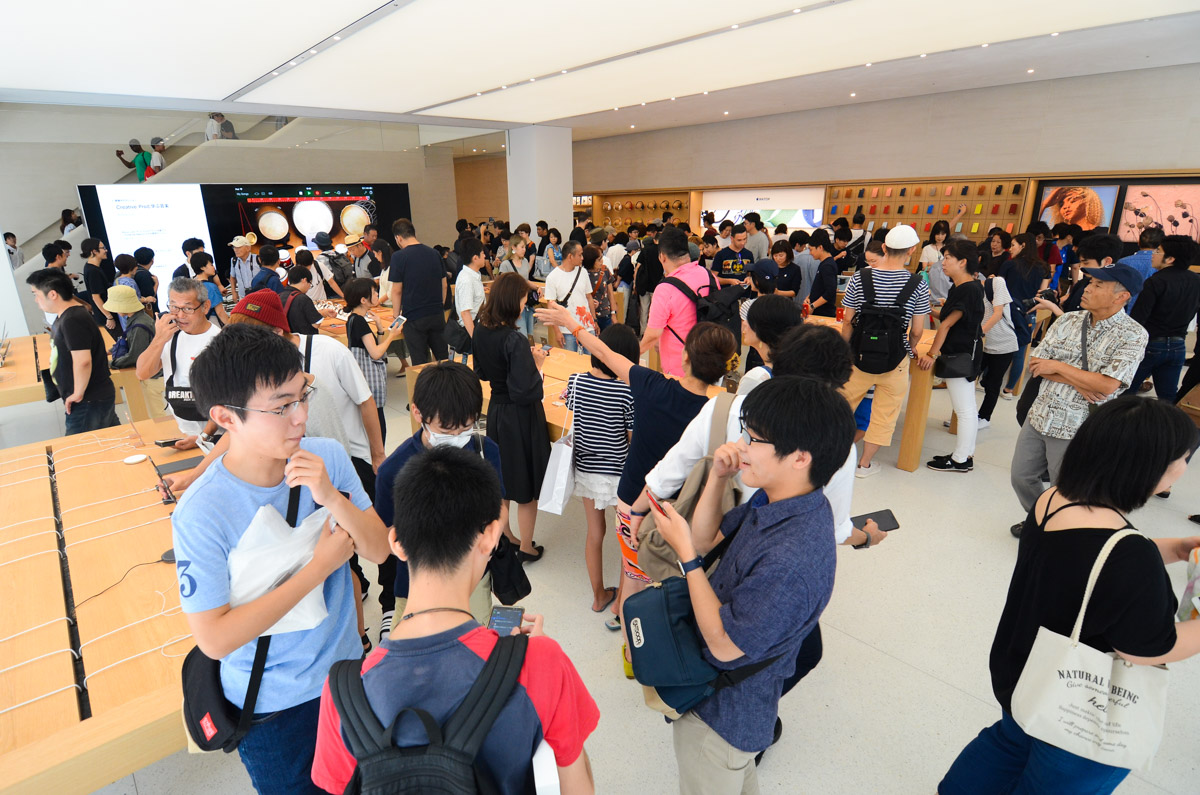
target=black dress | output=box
[473,324,551,504]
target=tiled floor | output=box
[83,358,1200,794]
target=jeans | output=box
[64,398,119,435]
[1010,421,1071,513]
[945,377,978,462]
[596,315,613,332]
[1004,341,1028,391]
[1124,338,1186,401]
[979,351,1016,421]
[237,697,326,795]
[560,332,579,352]
[516,305,535,338]
[404,313,448,365]
[939,712,1129,795]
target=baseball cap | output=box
[884,225,919,249]
[1082,263,1144,296]
[343,233,363,246]
[750,258,777,281]
[314,231,333,250]
[229,235,253,248]
[128,138,141,148]
[230,289,289,333]
[150,137,165,147]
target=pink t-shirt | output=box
[648,261,714,378]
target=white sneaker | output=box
[977,418,990,430]
[855,461,881,479]
[1000,390,1014,401]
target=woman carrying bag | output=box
[918,239,985,473]
[941,397,1200,794]
[343,278,401,444]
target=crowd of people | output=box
[12,206,1200,795]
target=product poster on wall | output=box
[701,187,825,231]
[1118,183,1200,243]
[1037,184,1119,231]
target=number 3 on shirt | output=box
[176,560,197,599]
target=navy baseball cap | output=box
[750,258,777,281]
[1081,263,1144,296]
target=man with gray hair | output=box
[136,276,223,450]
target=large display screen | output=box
[1036,184,1119,232]
[1119,183,1200,243]
[78,182,412,307]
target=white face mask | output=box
[425,425,474,448]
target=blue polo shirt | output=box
[375,429,504,597]
[693,488,837,752]
[250,267,284,295]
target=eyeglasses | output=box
[168,303,202,315]
[226,384,317,418]
[739,419,771,447]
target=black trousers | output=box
[1177,360,1200,407]
[349,456,396,614]
[781,623,823,697]
[978,351,1015,421]
[405,313,448,365]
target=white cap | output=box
[884,225,919,249]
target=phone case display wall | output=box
[593,192,690,228]
[824,179,1031,244]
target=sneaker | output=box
[379,610,394,642]
[1001,390,1014,401]
[927,455,972,472]
[942,420,951,428]
[755,718,784,766]
[1010,521,1023,538]
[854,461,881,479]
[977,418,990,430]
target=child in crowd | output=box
[373,361,507,638]
[172,323,389,794]
[190,251,230,326]
[342,278,401,444]
[312,445,598,795]
[564,324,638,617]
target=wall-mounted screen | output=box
[1119,183,1200,243]
[1036,184,1119,232]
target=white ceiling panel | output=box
[421,0,1200,122]
[0,0,383,100]
[237,0,806,112]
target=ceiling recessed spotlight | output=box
[793,7,800,12]
[723,111,729,115]
[529,78,535,82]
[501,144,505,148]
[865,62,872,67]
[919,53,926,58]
[501,85,508,89]
[850,92,856,97]
[288,61,298,66]
[703,91,709,95]
[981,43,988,47]
[272,71,279,75]
[309,49,318,55]
[333,35,341,41]
[1050,32,1059,36]
[482,149,486,152]
[561,69,567,74]
[614,107,619,111]
[472,148,477,152]
[630,124,636,129]
[731,24,738,29]
[641,102,646,106]
[475,92,481,96]
[1027,68,1035,73]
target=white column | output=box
[505,126,573,236]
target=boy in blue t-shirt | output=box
[171,323,390,794]
[374,361,505,638]
[652,376,854,793]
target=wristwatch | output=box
[853,528,872,549]
[199,430,220,445]
[679,556,704,575]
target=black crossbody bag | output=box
[180,485,299,752]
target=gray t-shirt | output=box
[745,230,770,263]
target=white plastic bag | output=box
[537,431,574,515]
[227,504,331,635]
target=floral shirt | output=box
[1026,310,1147,439]
[589,268,616,318]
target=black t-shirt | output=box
[1131,266,1200,338]
[345,312,373,351]
[388,244,445,320]
[172,263,190,280]
[568,227,588,245]
[775,263,802,295]
[990,506,1177,714]
[82,263,110,324]
[281,287,323,334]
[617,365,710,504]
[132,267,157,313]
[939,280,985,355]
[52,305,115,403]
[808,258,839,317]
[710,248,754,281]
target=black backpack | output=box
[849,269,922,374]
[660,270,744,343]
[327,252,356,288]
[328,634,529,795]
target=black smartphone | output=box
[154,438,183,447]
[851,509,899,532]
[488,606,524,636]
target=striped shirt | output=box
[565,372,634,476]
[841,267,931,356]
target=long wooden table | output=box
[0,417,196,793]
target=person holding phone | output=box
[312,445,599,795]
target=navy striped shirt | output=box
[565,372,634,476]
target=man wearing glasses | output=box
[136,276,222,450]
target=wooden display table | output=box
[0,417,196,793]
[0,336,46,408]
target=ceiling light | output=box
[981,43,988,47]
[1050,32,1059,36]
[472,148,477,152]
[288,61,298,66]
[641,102,646,106]
[1027,68,1035,73]
[614,107,619,111]
[731,24,738,29]
[670,97,676,101]
[919,53,926,58]
[272,71,279,75]
[630,125,636,129]
[529,78,535,82]
[561,69,567,74]
[501,144,505,148]
[793,7,800,12]
[703,91,709,95]
[475,92,481,96]
[723,111,729,115]
[501,85,508,89]
[309,49,318,55]
[865,62,872,67]
[850,92,856,97]
[482,149,486,152]
[333,36,341,41]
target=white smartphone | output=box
[390,313,407,329]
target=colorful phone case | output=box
[945,186,953,196]
[1009,203,1019,214]
[867,221,875,231]
[882,205,890,214]
[923,222,932,231]
[1012,184,1022,195]
[976,185,986,195]
[974,204,983,214]
[970,222,980,233]
[845,188,853,198]
[991,204,1000,214]
[960,186,969,196]
[901,187,908,196]
[831,205,838,214]
[858,188,865,198]
[912,205,920,214]
[942,204,951,214]
[994,185,1003,195]
[1005,222,1014,233]
[885,187,893,197]
[881,221,889,228]
[869,205,877,214]
[927,205,935,214]
[954,222,963,232]
[871,188,879,198]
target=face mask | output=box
[425,425,474,448]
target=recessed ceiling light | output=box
[475,92,481,96]
[850,92,856,97]
[865,62,872,67]
[1050,32,1059,36]
[641,102,646,106]
[482,149,486,152]
[561,69,567,74]
[501,85,508,89]
[614,107,619,111]
[501,144,505,148]
[630,125,636,129]
[731,24,738,29]
[703,91,709,95]
[529,78,535,82]
[919,53,926,58]
[333,35,341,41]
[981,43,989,47]
[723,111,729,115]
[793,7,800,12]
[670,97,676,101]
[309,49,318,55]
[1027,68,1035,73]
[472,148,477,152]
[272,71,279,75]
[288,61,298,66]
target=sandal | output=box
[592,587,617,613]
[605,615,622,632]
[621,644,634,680]
[361,633,373,656]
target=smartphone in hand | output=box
[646,492,668,515]
[390,313,407,329]
[488,606,524,636]
[850,509,899,532]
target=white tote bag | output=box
[1011,529,1170,772]
[537,412,574,515]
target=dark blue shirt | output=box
[693,488,837,752]
[617,365,710,504]
[389,243,446,320]
[132,267,158,313]
[375,429,504,596]
[250,267,284,295]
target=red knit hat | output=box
[230,289,289,333]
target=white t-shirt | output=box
[919,243,942,265]
[299,334,372,460]
[205,118,220,141]
[454,266,485,323]
[718,234,732,250]
[543,265,595,335]
[644,392,856,544]
[736,366,772,396]
[605,244,626,274]
[982,275,1018,355]
[160,324,221,437]
[150,151,166,173]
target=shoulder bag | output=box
[180,485,299,753]
[1011,528,1169,771]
